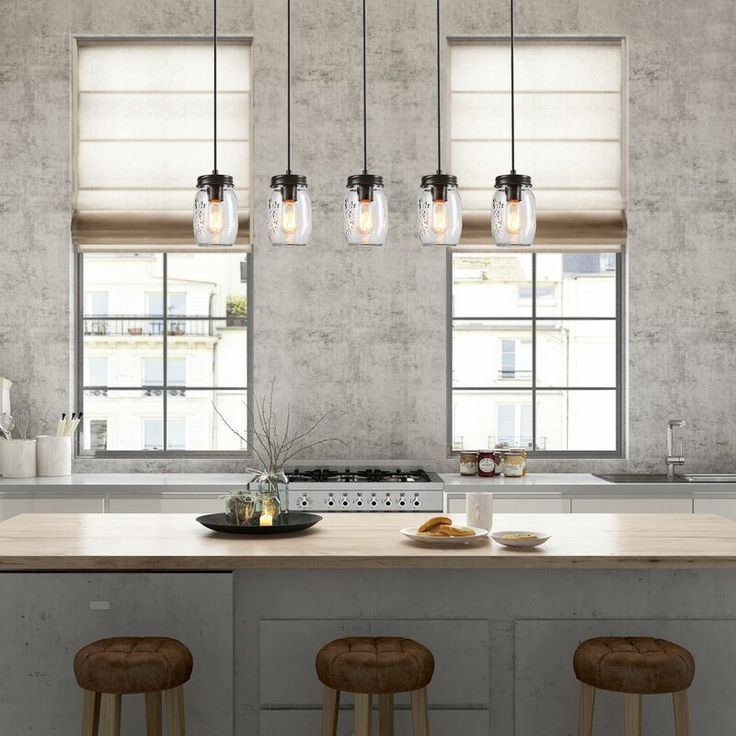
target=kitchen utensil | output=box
[491,530,550,548]
[196,511,322,535]
[0,413,15,440]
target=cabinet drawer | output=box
[446,494,569,513]
[571,498,692,513]
[108,496,223,513]
[0,497,105,521]
[694,498,736,520]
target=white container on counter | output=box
[1,439,37,478]
[466,492,493,531]
[36,435,72,477]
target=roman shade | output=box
[74,41,251,251]
[451,40,626,250]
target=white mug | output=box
[466,492,493,531]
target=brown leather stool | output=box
[73,637,193,736]
[573,637,695,736]
[316,636,434,736]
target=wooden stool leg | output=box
[577,684,595,736]
[673,690,690,736]
[165,686,186,736]
[81,690,101,736]
[321,687,340,736]
[379,693,394,736]
[410,688,430,736]
[145,691,163,736]
[354,693,372,736]
[624,693,641,736]
[101,693,121,736]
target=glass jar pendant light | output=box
[418,0,462,246]
[344,0,388,246]
[268,0,312,246]
[492,0,536,247]
[194,0,239,246]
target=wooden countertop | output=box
[1,513,736,571]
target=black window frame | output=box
[75,252,253,458]
[448,251,625,458]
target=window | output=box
[450,40,624,456]
[74,40,252,455]
[87,419,108,451]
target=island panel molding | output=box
[2,513,736,570]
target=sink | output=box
[595,473,736,484]
[594,474,674,483]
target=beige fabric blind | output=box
[74,41,250,251]
[451,40,626,250]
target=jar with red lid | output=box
[477,450,500,477]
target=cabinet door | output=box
[571,498,693,513]
[108,495,223,513]
[0,497,104,521]
[446,494,569,513]
[694,498,736,520]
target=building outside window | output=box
[74,40,252,455]
[450,40,625,455]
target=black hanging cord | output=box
[362,0,368,174]
[213,0,218,173]
[287,0,292,174]
[509,0,516,174]
[436,0,442,174]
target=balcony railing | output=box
[497,369,533,380]
[83,318,215,337]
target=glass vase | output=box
[248,469,289,525]
[224,490,256,526]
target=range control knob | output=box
[398,495,407,508]
[298,495,310,508]
[326,495,336,508]
[412,495,421,508]
[341,495,350,508]
[369,496,378,508]
[384,496,393,508]
[355,496,364,508]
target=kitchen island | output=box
[2,512,736,734]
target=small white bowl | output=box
[491,530,550,548]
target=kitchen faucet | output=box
[665,419,686,481]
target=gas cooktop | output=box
[287,468,438,483]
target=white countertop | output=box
[0,472,733,498]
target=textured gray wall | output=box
[0,0,734,473]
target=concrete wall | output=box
[1,0,734,473]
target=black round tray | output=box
[196,512,322,535]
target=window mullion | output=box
[531,253,537,452]
[162,253,168,452]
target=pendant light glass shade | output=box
[492,0,535,248]
[269,175,312,246]
[269,0,312,246]
[418,175,462,246]
[418,0,462,247]
[344,175,388,246]
[491,174,536,246]
[194,0,238,247]
[345,0,388,247]
[194,174,238,246]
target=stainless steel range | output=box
[285,468,444,512]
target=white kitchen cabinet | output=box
[571,497,693,514]
[0,496,105,521]
[108,494,222,514]
[693,498,736,520]
[446,493,570,514]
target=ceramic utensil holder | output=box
[36,435,72,477]
[466,492,493,531]
[1,439,37,478]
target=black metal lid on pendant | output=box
[421,173,458,188]
[347,173,384,188]
[197,172,234,188]
[270,173,308,188]
[494,173,532,189]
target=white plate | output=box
[491,530,550,548]
[400,525,490,545]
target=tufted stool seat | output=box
[73,637,192,736]
[316,636,435,736]
[573,637,695,736]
